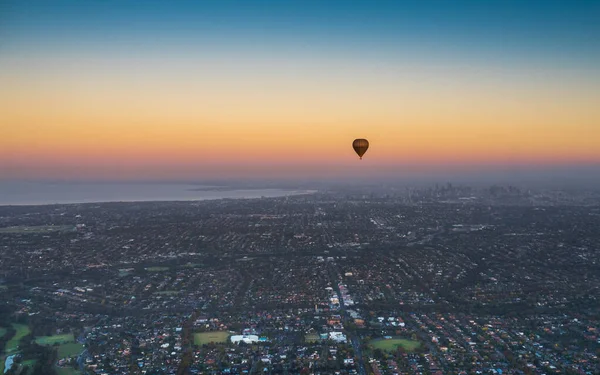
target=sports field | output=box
[194,331,230,345]
[369,337,421,352]
[182,262,202,268]
[57,342,84,358]
[5,324,31,353]
[35,334,83,359]
[35,333,75,346]
[304,333,320,343]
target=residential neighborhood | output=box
[1,187,599,374]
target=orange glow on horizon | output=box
[1,54,599,180]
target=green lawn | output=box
[5,324,31,353]
[57,342,84,358]
[35,335,82,360]
[194,331,230,346]
[304,333,320,343]
[369,337,421,352]
[0,327,7,338]
[35,333,75,346]
[181,262,202,268]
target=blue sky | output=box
[1,1,599,182]
[2,0,599,64]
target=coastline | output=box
[0,183,317,206]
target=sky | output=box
[1,0,599,182]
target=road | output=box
[329,264,367,375]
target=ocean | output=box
[0,182,315,206]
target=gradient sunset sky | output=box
[1,0,599,181]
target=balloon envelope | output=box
[352,139,369,159]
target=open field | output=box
[181,262,202,268]
[57,342,84,358]
[5,324,31,353]
[0,225,73,234]
[305,333,320,343]
[35,335,82,363]
[35,334,75,346]
[369,337,421,352]
[145,266,169,272]
[194,332,230,346]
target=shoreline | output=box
[0,189,317,207]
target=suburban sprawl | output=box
[1,184,599,374]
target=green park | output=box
[5,324,31,354]
[194,331,230,346]
[368,336,421,352]
[35,333,84,359]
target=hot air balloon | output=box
[352,139,369,160]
